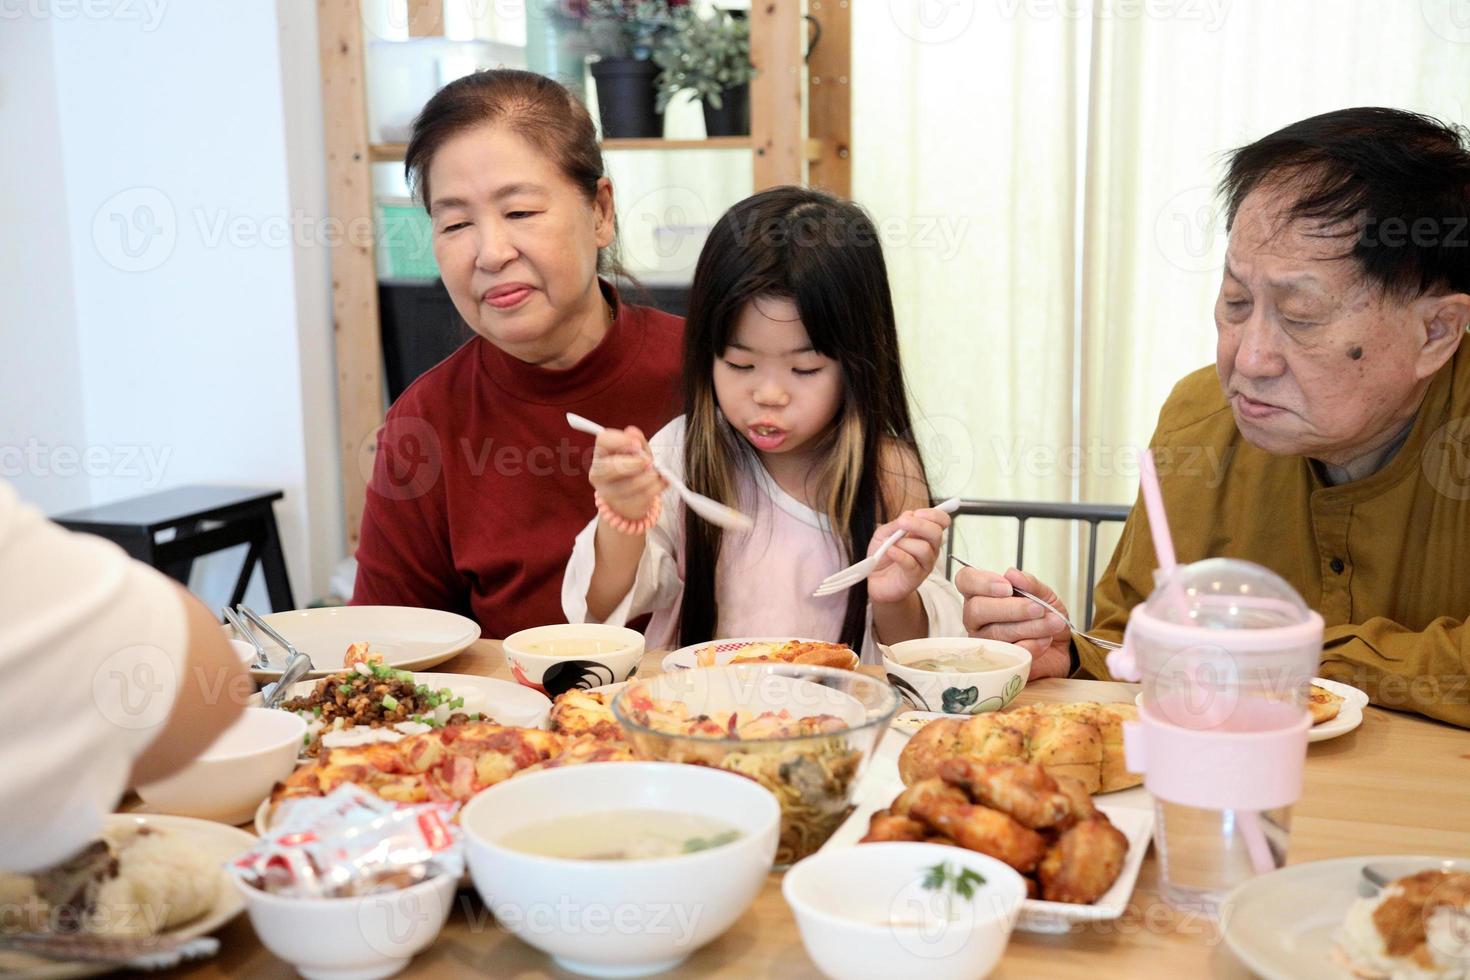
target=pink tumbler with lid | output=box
[1106,557,1323,914]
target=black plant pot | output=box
[589,57,662,139]
[701,82,750,137]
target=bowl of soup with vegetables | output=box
[882,638,1031,716]
[502,623,644,698]
[460,761,780,976]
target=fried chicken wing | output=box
[860,811,929,843]
[1037,816,1128,904]
[891,778,969,818]
[1051,774,1098,830]
[938,759,1073,830]
[909,799,1046,872]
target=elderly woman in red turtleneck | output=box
[352,69,684,638]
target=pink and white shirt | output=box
[562,416,966,662]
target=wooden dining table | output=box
[161,639,1470,979]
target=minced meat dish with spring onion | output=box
[281,658,482,757]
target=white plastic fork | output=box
[811,497,962,597]
[566,413,754,532]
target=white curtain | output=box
[1080,0,1470,506]
[854,2,1089,604]
[854,0,1470,618]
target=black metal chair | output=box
[944,499,1131,628]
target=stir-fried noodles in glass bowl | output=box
[611,664,900,866]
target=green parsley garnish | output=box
[921,861,988,920]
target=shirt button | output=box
[1330,557,1345,574]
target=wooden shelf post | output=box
[319,0,386,551]
[805,0,851,198]
[749,0,804,189]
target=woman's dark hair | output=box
[1221,107,1470,298]
[677,186,929,651]
[404,68,630,281]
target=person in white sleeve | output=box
[0,480,247,873]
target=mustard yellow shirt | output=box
[1079,341,1470,729]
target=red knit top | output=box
[351,285,684,638]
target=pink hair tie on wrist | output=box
[595,490,661,536]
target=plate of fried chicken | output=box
[822,724,1154,932]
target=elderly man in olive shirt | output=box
[959,107,1470,728]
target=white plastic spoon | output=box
[566,413,754,533]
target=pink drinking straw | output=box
[1137,449,1189,620]
[1137,449,1277,875]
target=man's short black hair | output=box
[1221,107,1470,298]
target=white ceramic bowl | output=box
[135,707,306,824]
[501,623,645,698]
[882,638,1031,716]
[611,664,899,867]
[460,762,780,977]
[235,872,457,980]
[783,842,1027,980]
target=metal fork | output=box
[236,605,318,708]
[949,555,1122,650]
[260,652,313,709]
[811,497,962,597]
[236,605,315,671]
[221,606,272,670]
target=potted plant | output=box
[654,7,755,137]
[530,0,595,101]
[578,0,686,138]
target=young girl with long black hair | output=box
[562,187,964,660]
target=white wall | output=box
[0,12,90,514]
[1,1,342,606]
[276,0,346,606]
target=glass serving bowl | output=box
[611,663,900,866]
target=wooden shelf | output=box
[369,137,753,163]
[369,142,409,162]
[329,0,847,551]
[602,137,752,151]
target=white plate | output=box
[1307,677,1370,741]
[256,680,608,834]
[255,672,552,755]
[2,814,256,980]
[1222,855,1470,980]
[661,636,830,671]
[232,606,480,680]
[1131,677,1370,743]
[822,733,1155,932]
[257,672,551,727]
[889,709,963,736]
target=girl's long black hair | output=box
[677,186,929,650]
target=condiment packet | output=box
[227,785,464,897]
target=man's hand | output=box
[957,566,1073,680]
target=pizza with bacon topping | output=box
[268,720,634,821]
